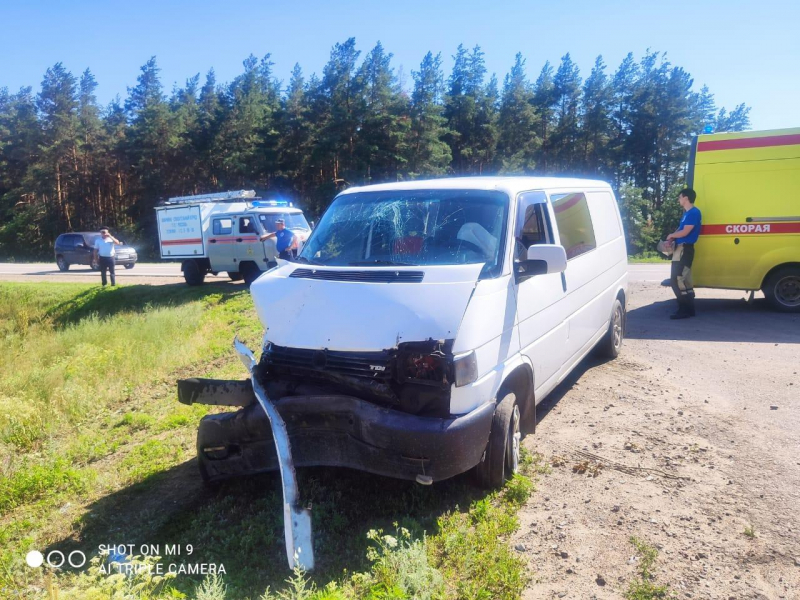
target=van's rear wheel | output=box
[182,260,206,286]
[596,298,624,359]
[56,256,69,271]
[228,271,243,282]
[473,393,520,489]
[763,267,800,313]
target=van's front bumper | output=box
[196,394,494,483]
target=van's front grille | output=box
[263,345,394,381]
[289,269,424,283]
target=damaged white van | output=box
[181,177,628,490]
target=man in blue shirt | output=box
[666,188,701,319]
[260,218,295,260]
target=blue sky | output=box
[1,0,798,130]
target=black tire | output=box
[596,298,624,359]
[241,263,262,286]
[763,266,800,313]
[56,256,69,271]
[90,257,100,271]
[124,263,135,270]
[182,259,206,286]
[228,271,244,282]
[473,393,521,489]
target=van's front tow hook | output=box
[233,337,314,571]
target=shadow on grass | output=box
[44,282,247,328]
[47,457,482,596]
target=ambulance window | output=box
[551,192,597,259]
[239,217,256,234]
[213,218,233,235]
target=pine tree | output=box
[550,53,582,173]
[356,42,410,183]
[408,52,451,177]
[580,56,612,175]
[37,63,80,231]
[532,61,556,172]
[496,53,539,173]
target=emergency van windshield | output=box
[298,189,508,276]
[259,213,310,232]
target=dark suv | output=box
[54,232,138,271]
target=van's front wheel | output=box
[763,267,800,312]
[473,393,520,489]
[596,298,624,359]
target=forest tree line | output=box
[0,38,751,258]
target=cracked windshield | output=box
[300,190,508,274]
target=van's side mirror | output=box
[515,244,567,283]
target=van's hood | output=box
[249,263,483,351]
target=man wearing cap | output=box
[93,227,123,287]
[260,219,295,260]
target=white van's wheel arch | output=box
[497,364,535,433]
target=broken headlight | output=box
[402,351,447,384]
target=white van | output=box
[184,177,628,488]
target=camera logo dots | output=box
[26,551,44,568]
[25,549,86,568]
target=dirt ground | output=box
[516,282,800,600]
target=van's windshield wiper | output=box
[348,259,416,266]
[293,256,324,265]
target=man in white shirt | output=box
[93,228,122,286]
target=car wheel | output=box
[56,256,69,271]
[90,257,100,271]
[124,263,135,270]
[182,260,206,286]
[228,271,243,282]
[473,392,520,489]
[763,266,800,313]
[596,298,624,359]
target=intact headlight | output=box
[453,351,478,387]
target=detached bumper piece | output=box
[232,338,314,572]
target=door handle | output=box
[210,239,217,244]
[236,238,243,242]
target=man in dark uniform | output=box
[666,188,701,319]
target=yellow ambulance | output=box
[689,127,800,311]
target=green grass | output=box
[627,252,669,264]
[0,282,540,599]
[625,537,671,600]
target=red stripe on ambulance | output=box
[162,238,203,245]
[701,223,800,235]
[697,133,800,152]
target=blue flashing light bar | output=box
[251,200,293,207]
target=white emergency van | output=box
[181,177,629,491]
[155,190,311,285]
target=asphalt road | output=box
[0,261,672,286]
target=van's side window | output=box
[515,191,552,260]
[239,217,256,234]
[213,218,233,235]
[551,192,597,259]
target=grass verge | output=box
[1,282,540,599]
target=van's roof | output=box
[339,176,611,197]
